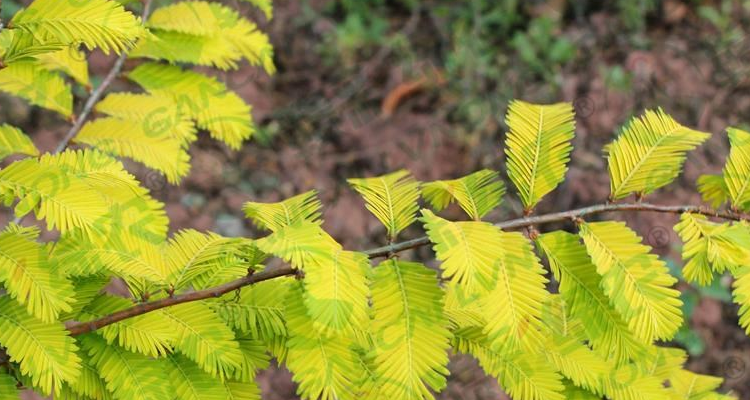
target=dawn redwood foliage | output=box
[0,0,747,399]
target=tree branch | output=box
[65,201,747,337]
[364,202,747,258]
[54,0,155,154]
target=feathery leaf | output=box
[0,297,80,396]
[284,283,364,400]
[579,221,683,342]
[164,353,232,400]
[0,29,63,64]
[79,294,176,358]
[60,350,112,400]
[134,1,274,72]
[674,213,747,284]
[81,334,170,400]
[537,230,648,363]
[348,170,421,239]
[10,0,143,54]
[243,190,322,232]
[128,63,254,149]
[421,209,503,294]
[162,301,244,378]
[211,278,290,340]
[422,169,505,220]
[606,109,709,200]
[165,229,251,290]
[0,61,71,116]
[370,259,451,399]
[0,153,111,236]
[698,174,731,209]
[504,100,575,210]
[732,266,750,334]
[95,92,197,145]
[77,117,191,184]
[453,326,565,400]
[0,372,19,400]
[481,230,549,352]
[303,249,370,334]
[668,370,732,400]
[723,127,750,210]
[0,124,39,160]
[34,44,89,86]
[255,221,341,269]
[0,226,74,322]
[39,149,169,241]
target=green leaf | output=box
[348,170,421,239]
[370,259,451,399]
[697,174,731,209]
[134,1,274,72]
[0,124,39,160]
[606,109,709,200]
[0,372,19,400]
[723,127,750,209]
[211,278,290,340]
[128,63,255,149]
[243,190,322,232]
[165,229,250,290]
[668,369,731,399]
[504,100,576,210]
[164,353,231,400]
[95,92,197,145]
[10,0,143,54]
[284,283,364,400]
[81,334,170,400]
[60,350,112,400]
[302,249,370,334]
[0,61,71,116]
[76,117,191,184]
[0,226,74,322]
[79,294,176,358]
[34,43,89,86]
[537,230,649,363]
[0,151,113,237]
[422,169,505,220]
[453,326,565,400]
[255,221,340,269]
[579,221,683,342]
[480,230,549,352]
[162,302,244,379]
[421,209,503,294]
[0,297,81,396]
[675,213,750,284]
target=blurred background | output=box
[3,0,750,398]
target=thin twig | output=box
[365,202,747,258]
[65,201,747,336]
[54,0,155,154]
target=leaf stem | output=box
[64,201,748,336]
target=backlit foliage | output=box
[0,0,744,399]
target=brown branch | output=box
[53,0,155,154]
[365,202,747,258]
[65,266,293,336]
[65,201,747,337]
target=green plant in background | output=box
[510,17,575,80]
[618,0,659,31]
[319,0,415,66]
